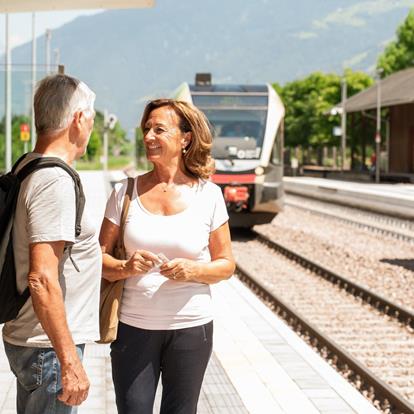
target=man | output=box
[2,74,102,413]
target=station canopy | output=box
[0,0,154,13]
[333,67,414,113]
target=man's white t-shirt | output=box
[104,176,229,330]
[2,153,102,347]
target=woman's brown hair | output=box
[140,99,215,179]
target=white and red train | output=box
[173,74,285,227]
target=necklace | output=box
[161,181,198,193]
[161,183,174,192]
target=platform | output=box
[284,176,414,219]
[0,171,379,413]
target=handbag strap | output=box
[116,177,134,254]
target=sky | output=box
[0,10,101,51]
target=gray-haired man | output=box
[2,74,101,413]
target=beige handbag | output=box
[97,177,134,344]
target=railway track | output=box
[284,194,414,243]
[252,230,414,330]
[233,232,414,413]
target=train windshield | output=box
[192,94,268,160]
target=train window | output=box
[271,127,283,165]
[192,94,268,108]
[203,109,267,160]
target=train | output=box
[173,73,285,228]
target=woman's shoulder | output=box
[112,175,139,196]
[113,177,129,193]
[198,178,222,197]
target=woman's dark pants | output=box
[111,321,213,414]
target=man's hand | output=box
[58,356,90,406]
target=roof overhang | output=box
[331,68,414,114]
[0,0,154,13]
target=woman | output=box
[99,98,235,414]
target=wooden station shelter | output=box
[337,68,414,176]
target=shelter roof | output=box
[335,67,414,113]
[0,0,153,13]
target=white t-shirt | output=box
[104,176,229,330]
[3,153,102,347]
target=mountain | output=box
[2,0,414,133]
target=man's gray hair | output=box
[34,74,96,135]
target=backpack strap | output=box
[16,157,85,238]
[11,152,29,174]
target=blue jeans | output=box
[4,341,85,414]
[111,321,213,414]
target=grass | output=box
[76,156,134,171]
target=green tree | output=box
[275,72,342,149]
[274,70,373,167]
[110,121,132,157]
[86,129,102,160]
[377,9,414,77]
[79,110,130,162]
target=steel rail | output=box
[252,230,414,329]
[285,200,414,243]
[235,262,414,414]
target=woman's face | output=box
[143,106,189,165]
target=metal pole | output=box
[45,29,52,75]
[385,119,390,174]
[31,12,37,150]
[54,48,60,68]
[341,78,347,171]
[103,109,108,171]
[375,77,381,183]
[5,14,12,172]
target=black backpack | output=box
[0,154,85,323]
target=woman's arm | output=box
[99,218,158,282]
[160,221,235,284]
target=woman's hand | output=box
[123,250,159,278]
[160,259,202,283]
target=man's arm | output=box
[28,241,89,407]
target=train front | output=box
[188,80,285,228]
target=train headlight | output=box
[255,166,264,176]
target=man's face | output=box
[75,107,96,158]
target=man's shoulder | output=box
[23,167,74,198]
[19,165,75,211]
[29,165,73,182]
[15,154,73,187]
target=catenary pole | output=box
[340,78,347,171]
[31,12,37,149]
[375,75,381,184]
[45,29,51,74]
[103,109,108,171]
